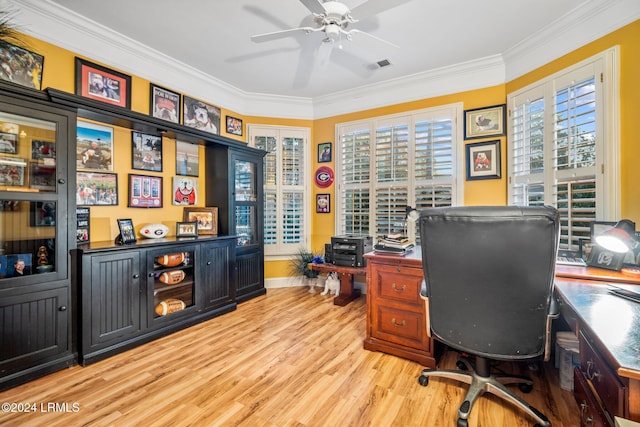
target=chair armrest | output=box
[543,295,561,361]
[420,280,428,300]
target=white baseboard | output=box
[265,276,367,294]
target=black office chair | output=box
[417,206,559,427]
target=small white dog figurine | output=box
[321,272,340,296]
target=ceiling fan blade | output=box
[251,27,317,43]
[316,41,334,70]
[351,0,413,19]
[299,0,326,15]
[348,29,399,48]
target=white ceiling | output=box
[8,0,640,119]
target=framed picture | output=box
[318,142,332,163]
[0,132,17,154]
[132,131,162,172]
[129,174,163,208]
[1,254,33,277]
[172,176,198,206]
[466,140,501,180]
[183,207,218,235]
[77,121,114,171]
[31,140,56,160]
[0,156,26,186]
[75,57,131,109]
[176,221,198,238]
[0,42,44,90]
[30,201,56,227]
[76,171,118,206]
[176,140,199,176]
[183,95,221,134]
[316,193,330,213]
[150,83,180,123]
[76,207,90,244]
[29,163,56,191]
[587,244,626,271]
[226,115,243,136]
[589,221,617,242]
[464,104,506,140]
[116,218,137,244]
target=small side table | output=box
[308,263,366,306]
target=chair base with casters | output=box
[418,355,551,427]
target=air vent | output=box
[376,59,391,68]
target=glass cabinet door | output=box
[0,110,61,280]
[234,159,259,247]
[235,160,256,202]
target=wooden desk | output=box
[554,266,640,423]
[308,263,366,306]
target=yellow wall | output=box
[11,19,640,277]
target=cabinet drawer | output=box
[579,330,626,419]
[372,304,429,349]
[374,266,423,305]
[574,366,613,427]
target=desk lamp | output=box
[405,206,419,242]
[595,219,636,253]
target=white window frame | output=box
[247,124,311,259]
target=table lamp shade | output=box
[595,219,636,253]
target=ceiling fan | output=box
[250,0,412,51]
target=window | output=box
[336,104,463,239]
[248,125,311,256]
[508,49,619,250]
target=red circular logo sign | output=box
[315,166,334,188]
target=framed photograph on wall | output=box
[150,83,180,123]
[0,132,18,154]
[132,131,162,172]
[77,121,114,171]
[116,218,137,244]
[76,171,118,206]
[466,139,501,180]
[176,221,198,238]
[318,142,332,163]
[172,176,198,206]
[0,43,44,90]
[316,194,330,213]
[128,173,163,208]
[176,140,199,176]
[226,115,243,136]
[183,207,218,235]
[183,95,221,135]
[463,104,506,140]
[75,57,131,109]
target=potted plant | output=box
[289,247,324,292]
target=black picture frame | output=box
[466,139,501,180]
[0,42,44,90]
[176,221,198,238]
[183,95,221,135]
[128,173,163,208]
[150,83,180,123]
[132,131,162,172]
[463,104,506,140]
[76,207,90,244]
[75,57,131,109]
[116,218,137,244]
[589,221,617,242]
[318,142,332,163]
[226,115,243,136]
[76,171,118,206]
[316,194,330,213]
[586,244,626,271]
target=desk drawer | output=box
[579,330,626,419]
[373,265,423,305]
[371,304,429,349]
[574,366,613,427]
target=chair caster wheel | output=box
[457,418,468,427]
[456,360,467,370]
[519,382,533,393]
[418,375,429,386]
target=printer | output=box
[330,235,373,267]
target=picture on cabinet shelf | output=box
[176,221,198,238]
[31,140,56,160]
[0,131,17,154]
[0,43,44,90]
[150,83,180,124]
[183,207,217,235]
[183,96,220,135]
[75,57,131,109]
[116,218,137,244]
[76,171,118,206]
[172,176,198,206]
[132,131,162,172]
[77,121,114,171]
[129,173,162,208]
[76,207,90,244]
[29,163,56,191]
[176,140,199,177]
[0,254,32,278]
[30,201,56,227]
[0,157,26,186]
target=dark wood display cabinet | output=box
[0,83,77,391]
[74,236,236,365]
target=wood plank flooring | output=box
[0,287,579,426]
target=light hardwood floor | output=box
[0,287,579,426]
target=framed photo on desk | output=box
[586,244,625,271]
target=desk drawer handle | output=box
[580,402,593,425]
[391,283,406,292]
[586,360,600,382]
[391,318,406,327]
